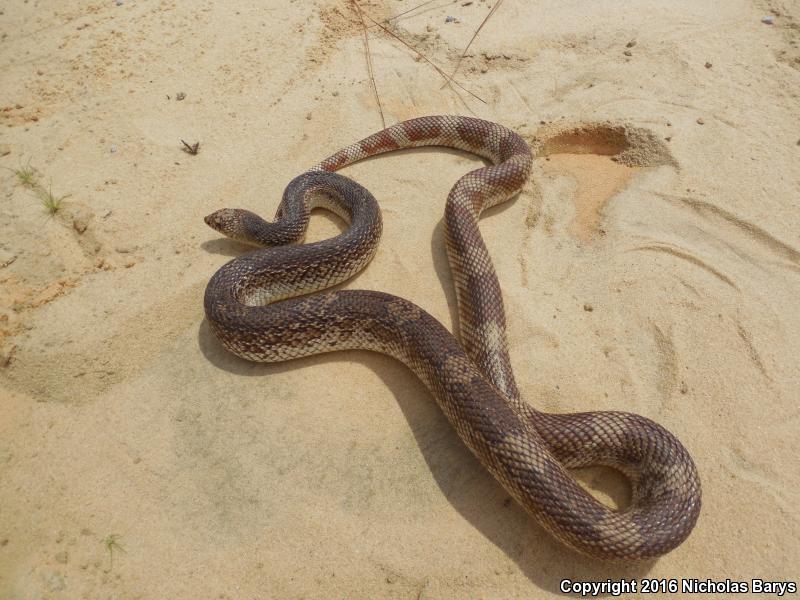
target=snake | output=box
[203,115,701,561]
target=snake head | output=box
[204,208,283,246]
[204,208,243,236]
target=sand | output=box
[1,0,799,597]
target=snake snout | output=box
[204,211,220,230]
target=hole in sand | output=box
[570,465,632,511]
[541,126,629,157]
[535,123,674,242]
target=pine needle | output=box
[451,0,505,79]
[351,1,386,128]
[383,0,439,23]
[359,9,486,104]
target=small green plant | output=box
[103,534,125,570]
[13,159,37,188]
[38,179,69,215]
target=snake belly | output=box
[203,115,701,561]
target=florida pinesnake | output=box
[203,115,701,561]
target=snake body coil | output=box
[204,116,701,561]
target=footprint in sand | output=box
[533,122,675,242]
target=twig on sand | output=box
[451,0,505,79]
[181,140,200,155]
[351,1,386,128]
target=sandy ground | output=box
[1,0,799,598]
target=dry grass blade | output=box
[384,0,436,23]
[360,10,486,104]
[383,0,439,23]
[451,0,505,79]
[351,1,386,128]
